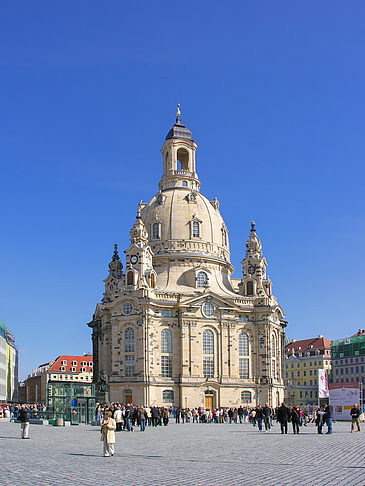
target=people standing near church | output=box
[290,406,300,434]
[114,406,123,432]
[350,404,361,432]
[138,407,147,432]
[18,405,30,439]
[277,402,290,434]
[315,406,326,434]
[324,404,333,434]
[262,403,272,431]
[255,405,264,431]
[100,411,116,457]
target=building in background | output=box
[47,355,95,423]
[331,330,365,390]
[24,361,53,403]
[88,110,287,409]
[284,335,332,407]
[0,321,18,402]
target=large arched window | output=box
[246,280,254,296]
[125,327,135,353]
[150,273,156,288]
[239,332,249,356]
[161,329,172,377]
[163,390,174,402]
[241,390,252,404]
[203,330,214,378]
[177,148,189,170]
[196,271,208,288]
[271,335,277,379]
[161,329,172,353]
[239,332,249,379]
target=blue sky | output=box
[1,1,364,380]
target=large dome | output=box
[141,187,230,263]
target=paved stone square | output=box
[1,419,365,485]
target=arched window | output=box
[239,332,249,379]
[241,391,252,403]
[203,330,214,378]
[163,390,174,402]
[125,327,135,353]
[127,271,134,286]
[152,222,160,240]
[192,221,200,238]
[161,329,172,377]
[150,273,156,288]
[177,148,189,170]
[239,332,249,356]
[271,336,276,356]
[246,280,254,296]
[196,271,208,288]
[182,180,188,187]
[161,329,172,353]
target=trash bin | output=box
[56,418,64,426]
[51,418,57,426]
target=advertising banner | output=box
[318,369,329,398]
[329,383,360,421]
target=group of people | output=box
[0,402,46,419]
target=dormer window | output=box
[196,271,208,288]
[61,360,67,366]
[72,361,77,366]
[60,366,65,372]
[192,221,200,237]
[152,222,160,240]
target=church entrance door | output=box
[205,396,213,410]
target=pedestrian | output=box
[350,404,361,433]
[100,411,116,457]
[262,403,272,431]
[255,405,264,431]
[18,405,30,439]
[277,402,290,434]
[114,406,123,432]
[324,404,333,434]
[315,406,325,434]
[162,407,169,426]
[139,406,147,432]
[290,406,300,434]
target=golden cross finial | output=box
[177,103,181,116]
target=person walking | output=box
[290,406,300,434]
[262,403,272,431]
[255,405,264,431]
[18,405,30,439]
[162,407,169,426]
[100,411,116,457]
[277,402,290,434]
[350,404,361,433]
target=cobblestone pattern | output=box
[1,420,365,485]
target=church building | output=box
[88,108,287,409]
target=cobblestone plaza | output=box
[1,420,365,485]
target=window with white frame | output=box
[203,330,214,378]
[239,358,249,379]
[196,271,208,288]
[125,327,135,352]
[161,356,172,377]
[161,329,172,353]
[125,355,135,377]
[202,302,214,318]
[192,221,200,237]
[122,302,134,315]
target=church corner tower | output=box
[88,106,287,408]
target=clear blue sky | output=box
[1,1,364,380]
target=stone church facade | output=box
[88,109,287,409]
